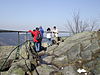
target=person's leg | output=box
[49,38,52,45]
[56,37,58,44]
[54,37,57,44]
[33,42,35,50]
[37,42,40,52]
[40,41,42,51]
[47,38,51,46]
[47,38,49,46]
[47,38,52,46]
[35,42,38,52]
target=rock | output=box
[67,44,81,62]
[0,59,31,75]
[91,54,100,75]
[9,59,31,72]
[10,68,25,75]
[0,59,13,71]
[81,50,92,60]
[46,45,58,55]
[19,45,29,59]
[43,56,53,64]
[52,55,68,68]
[61,66,78,75]
[8,67,25,75]
[93,64,100,75]
[49,71,64,75]
[1,71,8,75]
[53,42,76,56]
[32,64,55,75]
[0,46,16,59]
[1,31,100,75]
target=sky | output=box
[0,0,100,31]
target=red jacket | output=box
[28,30,40,42]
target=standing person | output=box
[52,26,59,44]
[39,26,44,50]
[28,27,41,52]
[39,26,44,40]
[46,28,52,46]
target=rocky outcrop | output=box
[0,46,16,59]
[44,31,100,75]
[0,31,100,75]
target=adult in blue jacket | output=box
[39,26,44,39]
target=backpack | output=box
[36,33,42,42]
[31,33,34,37]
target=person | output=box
[28,27,41,52]
[46,28,52,46]
[39,26,44,40]
[39,26,44,50]
[52,26,59,44]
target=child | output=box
[46,28,52,46]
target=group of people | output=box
[28,26,58,52]
[46,26,58,46]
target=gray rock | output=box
[10,59,31,72]
[67,44,81,62]
[61,66,78,75]
[1,59,31,75]
[32,64,55,75]
[0,59,13,71]
[52,55,68,68]
[43,56,53,64]
[46,45,58,55]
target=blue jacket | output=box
[39,28,44,38]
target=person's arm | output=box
[28,30,32,33]
[28,30,34,37]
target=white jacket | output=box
[46,31,52,38]
[52,29,58,37]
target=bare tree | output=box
[65,12,97,35]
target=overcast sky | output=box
[0,0,100,31]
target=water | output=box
[0,32,69,46]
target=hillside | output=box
[0,31,100,75]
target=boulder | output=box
[61,66,78,75]
[32,64,56,75]
[43,56,53,64]
[51,55,68,68]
